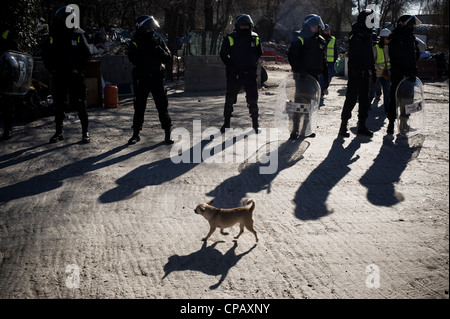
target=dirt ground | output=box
[0,61,448,299]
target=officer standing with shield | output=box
[338,9,377,138]
[42,5,91,144]
[219,14,263,133]
[386,15,421,135]
[127,15,173,145]
[287,14,327,139]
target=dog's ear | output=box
[206,199,214,205]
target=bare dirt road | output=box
[0,61,448,299]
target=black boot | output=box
[289,131,299,140]
[387,120,394,135]
[49,127,64,143]
[220,117,231,133]
[2,129,12,140]
[128,131,140,145]
[82,131,90,144]
[338,121,350,138]
[357,123,373,137]
[165,128,174,145]
[251,117,260,134]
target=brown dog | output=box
[194,199,258,242]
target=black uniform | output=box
[288,27,327,81]
[339,10,375,137]
[386,22,420,132]
[42,23,91,143]
[219,24,262,132]
[128,31,172,141]
[287,14,327,139]
[0,24,18,140]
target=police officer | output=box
[42,5,91,144]
[320,24,337,96]
[338,9,376,138]
[128,16,173,145]
[386,15,421,135]
[0,22,18,140]
[219,14,262,133]
[287,14,328,139]
[370,28,391,114]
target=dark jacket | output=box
[388,27,420,77]
[220,29,262,73]
[347,23,375,77]
[128,32,172,78]
[42,26,91,74]
[288,29,327,76]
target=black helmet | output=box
[55,5,75,22]
[397,15,421,28]
[235,14,253,30]
[135,15,160,34]
[303,14,325,30]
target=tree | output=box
[1,0,38,54]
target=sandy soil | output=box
[0,61,448,299]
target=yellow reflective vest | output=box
[374,44,390,70]
[326,36,336,62]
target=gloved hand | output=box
[407,75,417,82]
[371,67,377,83]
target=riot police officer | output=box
[386,15,421,135]
[219,14,263,133]
[42,5,91,144]
[338,9,377,138]
[287,14,328,139]
[127,15,173,145]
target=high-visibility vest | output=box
[2,29,10,40]
[228,34,260,47]
[326,36,335,62]
[50,35,81,44]
[375,44,390,69]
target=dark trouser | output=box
[132,74,171,132]
[1,95,14,134]
[387,72,404,123]
[224,70,258,121]
[341,69,370,125]
[52,70,89,133]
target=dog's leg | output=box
[246,220,258,242]
[220,228,229,235]
[234,224,244,240]
[202,227,216,241]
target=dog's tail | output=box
[246,199,255,213]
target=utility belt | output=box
[132,67,165,81]
[227,67,257,80]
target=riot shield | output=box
[395,76,425,137]
[0,51,34,95]
[274,73,320,138]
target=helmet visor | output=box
[404,15,422,26]
[138,16,160,31]
[304,15,325,30]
